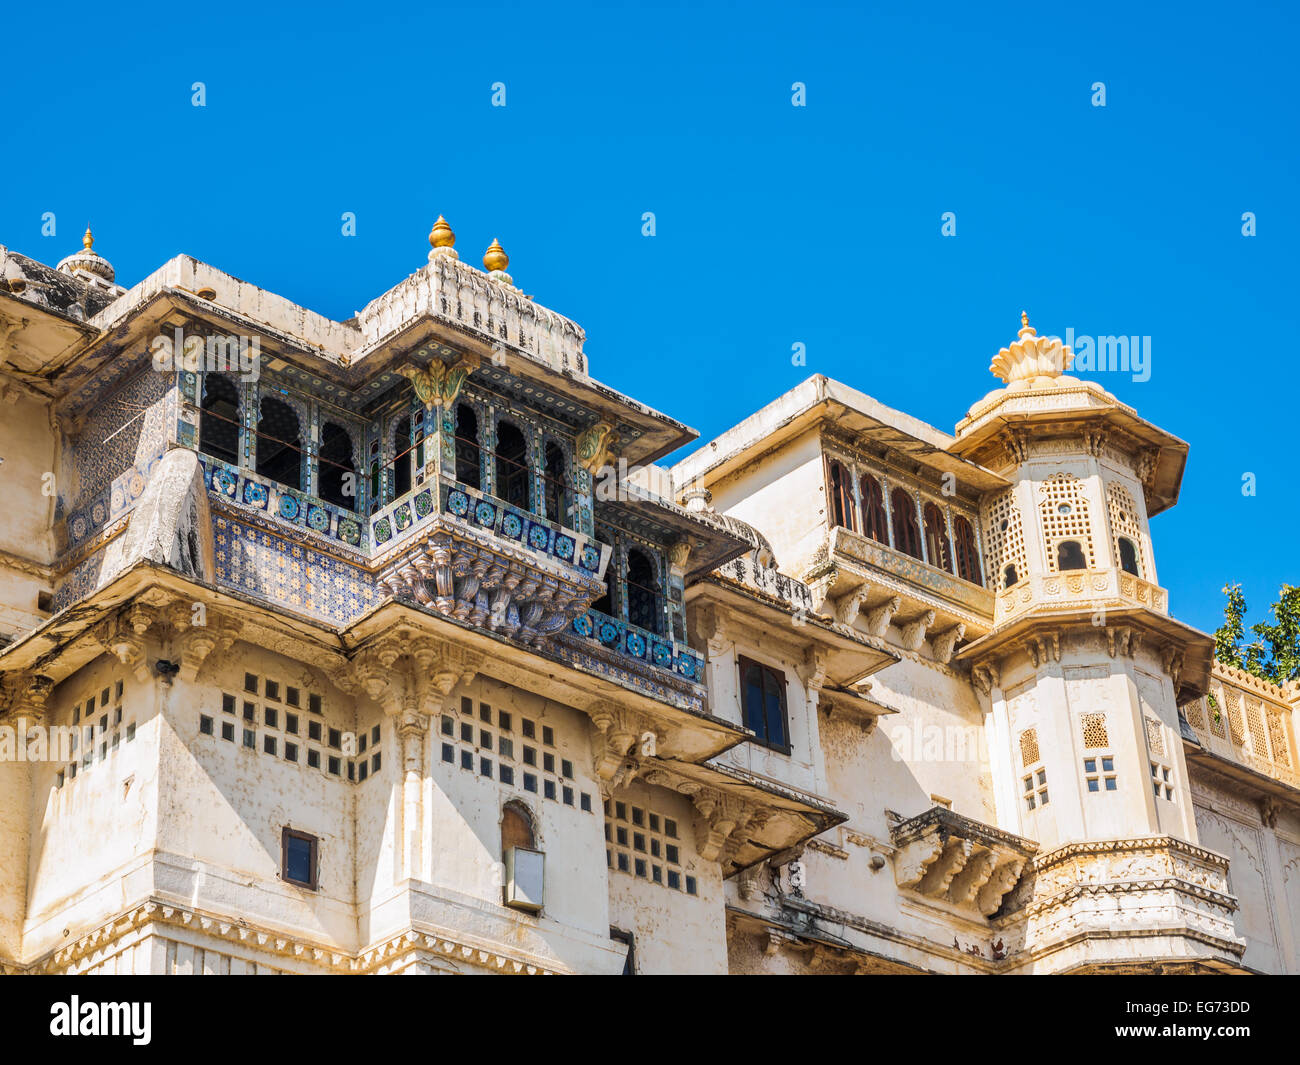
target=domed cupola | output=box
[56,226,116,284]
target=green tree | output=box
[1214,582,1300,685]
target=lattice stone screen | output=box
[1039,473,1096,572]
[982,487,1026,592]
[1081,712,1109,749]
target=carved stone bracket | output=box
[1160,645,1185,689]
[864,596,902,638]
[590,706,654,786]
[1105,625,1141,659]
[832,587,870,628]
[971,659,1001,695]
[900,609,935,652]
[1024,632,1061,669]
[931,623,966,665]
[576,421,618,475]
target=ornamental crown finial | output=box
[83,225,94,252]
[1018,310,1035,337]
[990,312,1072,387]
[428,215,457,260]
[483,238,509,273]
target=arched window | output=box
[495,420,531,509]
[1004,564,1019,588]
[891,488,922,559]
[501,801,536,855]
[923,502,952,572]
[1118,536,1141,576]
[318,422,356,511]
[391,415,412,500]
[626,547,662,634]
[544,441,569,525]
[740,657,789,749]
[454,403,481,490]
[954,516,982,586]
[861,475,888,544]
[828,461,856,531]
[1057,540,1087,571]
[590,527,614,616]
[256,396,303,490]
[199,374,240,466]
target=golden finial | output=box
[1020,310,1028,328]
[429,215,455,249]
[83,225,95,252]
[483,238,509,273]
[1018,310,1035,338]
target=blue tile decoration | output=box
[53,547,108,613]
[213,516,377,624]
[569,609,705,682]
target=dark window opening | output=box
[495,420,531,509]
[199,374,240,466]
[626,547,661,634]
[281,828,318,890]
[1004,564,1019,589]
[590,527,614,616]
[861,475,888,544]
[454,403,481,489]
[828,460,856,531]
[740,656,789,750]
[318,421,356,510]
[256,396,303,490]
[1057,540,1087,571]
[1118,536,1141,576]
[954,515,983,586]
[392,416,412,499]
[544,441,569,525]
[923,502,953,572]
[891,488,922,559]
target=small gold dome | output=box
[429,215,455,249]
[83,225,95,251]
[483,238,509,273]
[1018,310,1036,338]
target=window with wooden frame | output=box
[827,459,856,532]
[739,656,789,750]
[891,488,922,559]
[454,402,482,490]
[861,474,889,544]
[281,828,319,890]
[256,395,304,491]
[922,502,953,572]
[199,373,241,466]
[495,418,532,510]
[626,547,663,635]
[953,515,982,586]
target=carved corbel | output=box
[1000,429,1029,465]
[949,848,999,907]
[576,421,618,475]
[832,587,870,628]
[1104,625,1132,659]
[971,659,1001,695]
[92,607,157,682]
[667,539,692,573]
[976,857,1026,916]
[590,706,650,783]
[916,837,973,897]
[10,675,54,724]
[1136,448,1160,492]
[931,623,965,665]
[864,596,901,638]
[796,647,828,693]
[1083,428,1107,458]
[737,860,768,900]
[1260,796,1280,829]
[175,613,242,683]
[893,832,947,889]
[1160,646,1184,689]
[900,610,936,652]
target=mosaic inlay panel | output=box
[568,608,704,683]
[213,516,377,624]
[201,457,366,551]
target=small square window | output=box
[667,870,681,890]
[524,772,538,793]
[561,759,573,779]
[651,838,661,858]
[461,750,473,770]
[243,701,255,722]
[1102,757,1114,773]
[308,694,323,714]
[649,813,660,832]
[522,719,536,738]
[616,826,629,846]
[542,725,554,746]
[580,793,592,813]
[285,742,299,762]
[498,711,511,731]
[461,723,473,742]
[685,876,697,896]
[441,716,454,736]
[358,733,367,753]
[544,779,556,800]
[243,729,256,749]
[499,737,513,759]
[480,703,492,723]
[308,749,321,769]
[523,746,537,766]
[328,756,341,776]
[286,713,299,734]
[115,680,124,700]
[665,819,678,839]
[442,743,454,763]
[372,752,381,772]
[223,693,236,714]
[1105,777,1118,791]
[1088,778,1099,792]
[72,706,80,725]
[221,722,235,742]
[282,829,318,890]
[563,786,574,806]
[265,707,278,728]
[461,696,473,715]
[634,859,647,879]
[665,844,679,864]
[308,721,322,742]
[616,801,627,821]
[1025,795,1036,811]
[371,725,380,745]
[264,736,277,756]
[265,680,280,701]
[358,761,368,782]
[200,715,214,736]
[1083,759,1096,774]
[56,770,64,789]
[347,762,355,781]
[633,832,646,852]
[500,765,515,786]
[543,753,555,773]
[631,806,644,826]
[1162,767,1170,781]
[1153,781,1161,798]
[286,687,300,707]
[652,865,662,884]
[479,729,492,749]
[100,687,110,706]
[617,853,629,872]
[244,673,258,693]
[1036,769,1046,786]
[68,764,77,780]
[328,728,342,749]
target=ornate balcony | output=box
[994,566,1168,626]
[373,480,609,649]
[562,607,704,684]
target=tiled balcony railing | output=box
[562,608,705,685]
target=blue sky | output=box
[3,0,1295,637]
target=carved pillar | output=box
[398,710,428,882]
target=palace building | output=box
[0,220,1295,974]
